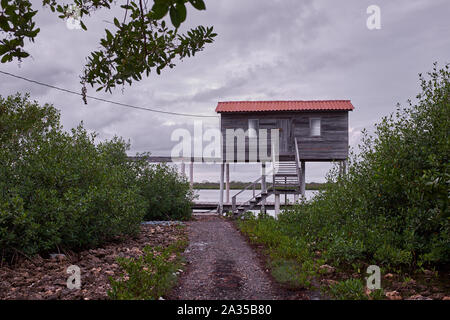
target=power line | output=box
[0,70,219,118]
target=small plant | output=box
[368,288,385,300]
[223,211,234,218]
[242,211,256,220]
[270,259,311,288]
[108,240,187,300]
[402,275,413,284]
[325,279,368,300]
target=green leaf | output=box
[169,6,180,28]
[113,17,120,28]
[1,53,11,63]
[189,0,206,11]
[16,51,29,58]
[152,1,170,20]
[175,1,187,24]
[0,44,8,56]
[29,27,40,37]
[23,10,37,21]
[0,15,10,31]
[105,29,113,41]
[80,21,87,31]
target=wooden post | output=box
[261,162,266,214]
[225,163,230,204]
[219,163,224,214]
[189,162,194,188]
[343,159,348,175]
[294,194,299,203]
[274,193,280,217]
[181,161,185,177]
[284,176,287,204]
[300,160,306,197]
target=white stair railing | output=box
[294,137,302,191]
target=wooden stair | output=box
[233,189,274,216]
[273,161,300,191]
[231,137,303,216]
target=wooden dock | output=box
[192,201,282,211]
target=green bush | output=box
[138,163,193,221]
[0,93,193,258]
[278,63,449,268]
[239,63,448,284]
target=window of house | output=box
[248,119,259,138]
[310,118,321,136]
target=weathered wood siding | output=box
[220,111,349,162]
[293,111,349,160]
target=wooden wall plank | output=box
[220,111,349,161]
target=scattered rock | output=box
[0,224,186,300]
[319,264,335,274]
[443,296,450,300]
[321,279,338,286]
[86,254,101,264]
[49,254,66,262]
[384,273,394,279]
[430,293,445,300]
[407,294,432,300]
[417,284,428,291]
[403,279,416,287]
[386,291,402,300]
[423,269,435,276]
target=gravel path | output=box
[170,215,293,300]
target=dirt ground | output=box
[169,215,310,300]
[0,224,186,300]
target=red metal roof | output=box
[215,100,354,113]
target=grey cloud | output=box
[1,0,448,182]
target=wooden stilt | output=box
[225,163,230,204]
[300,160,306,197]
[274,193,280,217]
[219,163,224,214]
[284,176,287,204]
[294,194,299,203]
[189,162,194,188]
[261,162,266,214]
[343,159,348,175]
[181,161,185,177]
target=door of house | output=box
[277,119,292,155]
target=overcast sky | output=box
[1,0,449,183]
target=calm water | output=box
[194,189,318,204]
[193,189,318,216]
